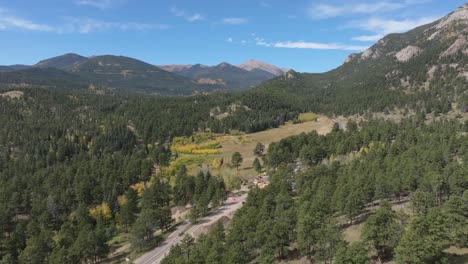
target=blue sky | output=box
[0,0,465,72]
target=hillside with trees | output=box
[162,118,468,263]
[0,4,467,264]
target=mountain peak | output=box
[238,59,286,76]
[433,3,468,29]
[216,62,234,68]
[35,53,88,70]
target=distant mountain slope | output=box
[254,4,468,115]
[0,65,32,72]
[34,53,88,71]
[0,68,88,89]
[0,55,213,95]
[1,55,286,94]
[70,55,203,95]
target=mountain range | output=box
[0,55,286,95]
[0,4,467,110]
[159,60,286,91]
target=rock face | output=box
[395,46,422,62]
[361,47,382,60]
[344,53,358,64]
[441,35,468,57]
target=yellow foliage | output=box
[117,195,127,206]
[89,202,112,222]
[298,112,318,122]
[359,141,386,156]
[130,182,146,197]
[212,158,220,169]
[172,140,221,154]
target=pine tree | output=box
[254,142,265,156]
[231,152,243,170]
[253,157,262,173]
[395,209,450,264]
[362,201,403,263]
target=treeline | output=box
[161,117,468,263]
[122,89,299,142]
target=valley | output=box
[0,2,467,264]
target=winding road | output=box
[133,193,248,264]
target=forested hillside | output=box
[0,89,232,263]
[162,118,468,264]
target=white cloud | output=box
[187,14,203,22]
[0,7,168,34]
[222,17,248,25]
[0,8,54,32]
[64,17,169,33]
[76,0,116,9]
[349,16,439,42]
[255,37,368,51]
[0,16,54,31]
[171,7,204,22]
[352,34,384,42]
[307,1,425,19]
[354,16,438,35]
[227,37,233,42]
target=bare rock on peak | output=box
[435,4,468,29]
[238,59,286,76]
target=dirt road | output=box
[133,193,247,264]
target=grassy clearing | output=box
[216,116,334,174]
[167,115,335,189]
[298,112,319,122]
[343,223,364,243]
[445,247,468,264]
[341,201,412,243]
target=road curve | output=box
[133,193,247,264]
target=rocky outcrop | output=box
[440,35,468,57]
[395,46,422,62]
[361,47,382,60]
[344,53,358,64]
